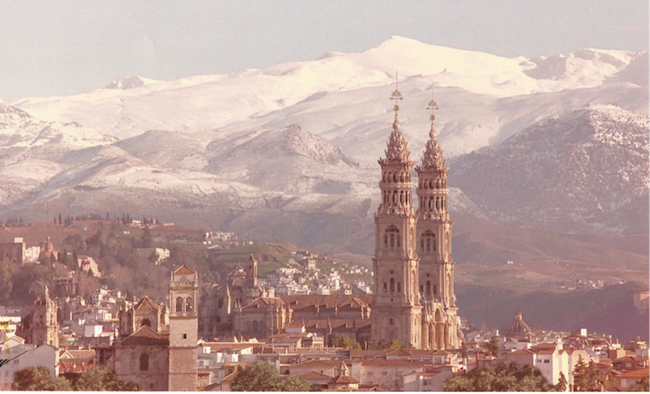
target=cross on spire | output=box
[389,72,403,130]
[426,84,439,139]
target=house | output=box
[0,340,58,390]
[614,367,649,390]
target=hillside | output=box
[457,281,649,342]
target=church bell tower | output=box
[415,88,460,349]
[371,78,423,348]
[168,265,198,391]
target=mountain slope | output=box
[450,104,649,234]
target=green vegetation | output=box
[368,339,413,350]
[231,363,315,391]
[485,335,500,357]
[572,355,597,391]
[14,366,72,391]
[443,362,554,392]
[14,366,139,391]
[328,334,361,350]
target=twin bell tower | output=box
[371,76,460,350]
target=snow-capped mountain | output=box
[450,104,649,234]
[0,37,647,251]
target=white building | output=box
[0,338,58,390]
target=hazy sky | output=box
[1,1,647,101]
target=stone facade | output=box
[371,90,461,350]
[19,287,59,348]
[168,265,198,391]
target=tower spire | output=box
[426,84,438,140]
[390,71,403,131]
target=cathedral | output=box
[185,83,461,352]
[371,85,461,350]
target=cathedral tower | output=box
[168,265,198,391]
[415,89,460,349]
[32,286,58,348]
[371,81,423,348]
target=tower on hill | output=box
[371,81,423,348]
[168,265,198,391]
[415,89,460,349]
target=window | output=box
[182,333,187,339]
[389,318,394,326]
[175,297,183,312]
[218,298,224,309]
[385,226,400,249]
[141,318,151,328]
[140,353,149,371]
[397,282,401,293]
[186,297,193,312]
[383,282,387,293]
[390,278,395,293]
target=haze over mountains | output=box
[1,36,648,258]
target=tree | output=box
[74,366,140,391]
[328,334,361,350]
[443,362,553,392]
[14,366,72,391]
[573,355,597,391]
[232,363,313,391]
[486,335,500,357]
[368,338,413,350]
[140,226,153,248]
[555,371,568,392]
[0,261,14,302]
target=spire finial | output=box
[390,72,403,130]
[426,84,439,139]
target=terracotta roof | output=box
[361,359,429,367]
[59,361,95,374]
[616,368,649,379]
[305,318,371,329]
[294,359,350,369]
[134,295,160,311]
[296,371,332,380]
[120,325,169,346]
[61,349,96,360]
[281,294,372,309]
[242,297,286,309]
[174,265,195,275]
[330,375,359,384]
[220,370,239,383]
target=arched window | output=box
[397,282,401,293]
[252,321,259,331]
[385,225,400,249]
[429,179,433,189]
[383,282,387,292]
[426,281,431,295]
[218,298,224,309]
[400,172,404,182]
[186,297,193,312]
[390,278,395,293]
[140,353,149,371]
[387,172,392,183]
[421,230,436,253]
[389,318,394,326]
[141,318,151,328]
[393,173,397,182]
[433,284,438,295]
[175,297,183,312]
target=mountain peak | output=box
[105,76,161,90]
